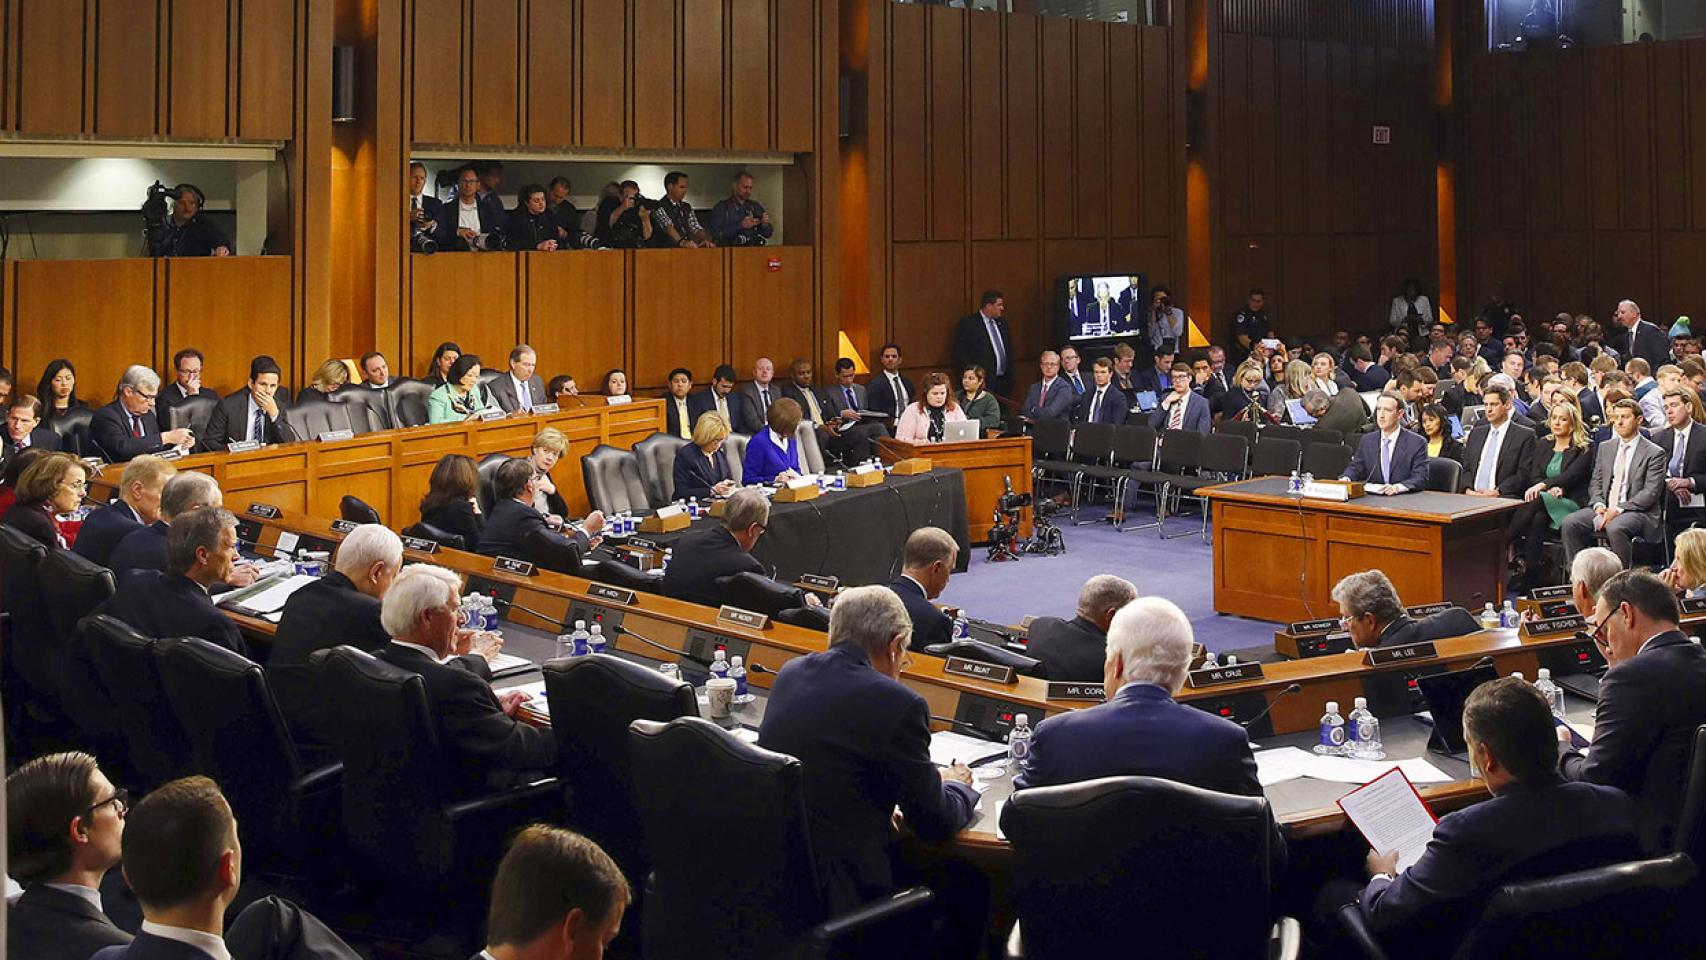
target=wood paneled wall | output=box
[1455,40,1706,327]
[855,4,1185,391]
[1220,0,1433,49]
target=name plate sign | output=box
[1363,641,1438,666]
[1046,681,1105,701]
[587,583,637,606]
[1405,602,1454,618]
[158,447,188,460]
[494,556,536,577]
[944,656,1017,685]
[799,573,839,591]
[400,536,440,554]
[1186,662,1265,688]
[479,410,507,422]
[329,519,359,533]
[1529,584,1573,600]
[1287,618,1339,637]
[717,606,770,630]
[226,440,264,454]
[533,403,560,414]
[1522,614,1588,639]
[245,502,282,520]
[317,429,355,442]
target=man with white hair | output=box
[759,585,977,915]
[268,524,406,749]
[1023,575,1138,682]
[373,564,551,796]
[90,364,195,462]
[1013,596,1285,872]
[106,472,256,589]
[1612,298,1671,377]
[1569,546,1622,617]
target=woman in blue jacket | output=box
[743,397,803,484]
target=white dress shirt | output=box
[457,198,481,231]
[510,375,534,411]
[141,921,232,960]
[1474,421,1507,492]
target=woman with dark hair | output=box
[895,372,967,443]
[418,453,483,546]
[426,354,496,424]
[1389,277,1434,338]
[743,397,802,485]
[506,184,560,252]
[602,368,629,397]
[956,366,1002,437]
[36,359,87,425]
[0,446,46,515]
[1419,403,1463,462]
[425,341,462,388]
[2,452,87,549]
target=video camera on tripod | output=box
[987,475,1066,562]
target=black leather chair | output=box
[39,551,120,754]
[542,656,696,890]
[775,605,831,632]
[82,615,193,788]
[634,432,689,507]
[714,571,807,617]
[390,379,433,428]
[400,521,466,552]
[157,639,341,872]
[581,444,650,515]
[919,638,1042,675]
[629,717,937,959]
[334,388,393,432]
[0,525,61,715]
[476,453,511,517]
[284,402,356,440]
[339,495,382,525]
[1673,724,1706,864]
[585,558,659,594]
[49,405,95,457]
[521,526,584,575]
[477,367,506,389]
[165,394,218,436]
[999,776,1300,959]
[723,433,749,484]
[1425,456,1462,493]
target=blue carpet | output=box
[938,503,1283,658]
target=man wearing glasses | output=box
[660,487,818,611]
[5,752,133,960]
[1562,569,1706,853]
[90,365,194,463]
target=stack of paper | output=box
[1253,747,1452,786]
[217,573,320,615]
[928,730,1009,768]
[487,652,534,679]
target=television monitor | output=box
[1058,273,1149,343]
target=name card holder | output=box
[1186,661,1265,687]
[330,519,359,533]
[717,605,770,630]
[797,573,839,594]
[638,505,691,533]
[158,448,188,460]
[1287,618,1339,637]
[400,536,440,554]
[845,466,885,488]
[226,440,264,454]
[944,656,1017,684]
[1682,598,1706,616]
[246,502,282,520]
[587,583,637,606]
[317,429,355,442]
[1521,614,1589,639]
[1529,584,1573,600]
[1046,681,1105,701]
[1363,641,1438,666]
[774,478,821,502]
[605,394,633,405]
[1405,602,1454,618]
[479,410,507,422]
[890,458,933,476]
[1301,479,1364,501]
[533,403,560,414]
[494,556,537,577]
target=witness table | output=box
[877,435,1033,543]
[1203,477,1523,624]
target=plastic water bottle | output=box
[569,619,591,657]
[1225,655,1239,666]
[555,630,575,660]
[1301,472,1314,487]
[480,596,500,630]
[587,624,606,656]
[661,548,673,574]
[1499,600,1519,628]
[708,649,730,682]
[1510,671,1525,682]
[1007,713,1033,763]
[1202,651,1219,669]
[1349,697,1385,760]
[1535,668,1565,719]
[730,655,754,703]
[953,616,970,641]
[1288,470,1301,494]
[1315,701,1347,755]
[1479,603,1500,629]
[658,662,682,682]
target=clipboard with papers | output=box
[1336,767,1439,872]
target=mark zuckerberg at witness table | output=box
[1340,393,1430,496]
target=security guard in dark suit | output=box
[1024,574,1138,682]
[886,527,958,651]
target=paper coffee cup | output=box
[705,677,737,718]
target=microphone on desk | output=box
[611,624,775,675]
[929,715,1002,742]
[488,595,570,632]
[1468,655,1495,672]
[1241,683,1304,732]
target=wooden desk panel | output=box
[878,434,1033,542]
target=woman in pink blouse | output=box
[894,372,968,443]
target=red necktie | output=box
[131,415,142,438]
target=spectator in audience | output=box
[823,359,888,461]
[1461,383,1537,497]
[1426,340,1456,381]
[304,358,349,399]
[0,446,43,514]
[91,365,194,462]
[1133,340,1178,398]
[887,527,958,649]
[1148,286,1185,348]
[651,171,715,248]
[896,372,968,443]
[425,341,462,388]
[1349,677,1640,959]
[1074,357,1129,426]
[1229,288,1272,362]
[1220,361,1276,424]
[1019,351,1075,426]
[1346,345,1390,392]
[1612,299,1671,376]
[785,358,843,457]
[35,359,87,428]
[74,454,176,568]
[478,826,630,960]
[1655,386,1706,524]
[157,348,218,417]
[3,395,62,457]
[477,458,601,567]
[359,351,393,389]
[689,364,746,434]
[663,367,695,439]
[268,524,401,750]
[489,344,547,414]
[545,176,599,250]
[548,374,579,403]
[595,180,654,248]
[1267,359,1311,422]
[601,368,629,398]
[201,355,293,450]
[428,354,498,424]
[1562,399,1666,566]
[1564,569,1706,852]
[418,453,483,547]
[743,397,803,485]
[407,160,441,249]
[1660,528,1706,598]
[866,343,915,425]
[1388,276,1433,337]
[1302,386,1366,436]
[1309,351,1353,396]
[1062,344,1088,395]
[707,170,772,247]
[1507,396,1593,587]
[663,488,809,609]
[0,366,14,409]
[434,165,504,251]
[1110,342,1139,398]
[674,412,737,501]
[758,586,977,918]
[953,290,1014,398]
[527,427,571,522]
[505,184,560,252]
[6,752,133,960]
[475,160,507,217]
[735,357,779,435]
[107,473,245,584]
[148,183,230,257]
[1628,358,1664,427]
[1152,363,1211,433]
[1024,574,1138,682]
[104,507,247,655]
[957,365,1004,436]
[2,452,87,549]
[1343,394,1428,495]
[1331,569,1479,649]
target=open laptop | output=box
[942,420,980,442]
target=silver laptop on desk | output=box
[942,420,980,442]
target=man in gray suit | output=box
[735,357,782,436]
[1562,398,1667,565]
[487,344,548,414]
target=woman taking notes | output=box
[896,372,968,443]
[744,398,803,485]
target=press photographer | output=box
[143,182,230,258]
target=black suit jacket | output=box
[1375,608,1481,648]
[9,884,133,960]
[1073,385,1130,425]
[1654,425,1706,510]
[431,198,506,251]
[90,401,170,463]
[200,391,293,451]
[372,643,554,798]
[476,498,589,563]
[953,311,1015,396]
[865,372,916,421]
[1521,441,1592,507]
[103,570,245,656]
[3,499,63,549]
[671,443,731,500]
[107,521,168,577]
[660,524,762,607]
[686,389,745,434]
[73,501,144,567]
[2,427,62,458]
[1358,777,1641,960]
[1561,629,1706,852]
[267,572,391,748]
[1025,614,1107,682]
[1618,319,1672,376]
[155,382,221,419]
[758,643,978,908]
[1460,422,1538,497]
[888,576,951,650]
[420,500,483,549]
[662,394,696,439]
[92,930,218,960]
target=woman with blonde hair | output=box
[674,412,737,499]
[1268,359,1313,422]
[528,427,571,521]
[1663,528,1706,598]
[307,359,350,396]
[1507,396,1591,589]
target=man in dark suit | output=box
[1025,575,1138,682]
[1563,570,1706,852]
[1021,351,1077,425]
[1073,358,1129,426]
[687,365,748,433]
[103,507,247,656]
[1347,345,1391,393]
[2,394,62,458]
[476,459,601,568]
[266,525,402,750]
[1561,399,1667,565]
[406,161,442,248]
[1354,678,1642,960]
[953,290,1015,398]
[74,455,176,568]
[373,563,554,797]
[816,359,888,463]
[661,488,804,610]
[1150,363,1212,433]
[90,366,195,463]
[736,357,781,436]
[6,752,134,960]
[1612,299,1671,376]
[1460,383,1537,497]
[758,586,978,912]
[887,527,958,651]
[475,825,630,960]
[864,343,914,425]
[1332,570,1480,649]
[1342,393,1429,494]
[1654,386,1706,522]
[107,473,246,584]
[433,164,507,251]
[486,344,548,414]
[1303,387,1368,436]
[155,348,220,420]
[200,356,292,452]
[1014,596,1286,875]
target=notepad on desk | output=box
[1337,768,1439,872]
[216,573,319,615]
[928,730,1009,769]
[488,653,534,680]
